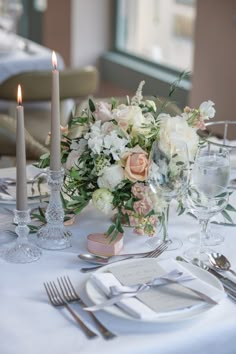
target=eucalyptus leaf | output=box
[89,98,96,112]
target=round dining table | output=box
[0,177,236,354]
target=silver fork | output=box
[44,281,97,339]
[57,276,116,340]
[143,240,171,258]
[80,240,170,272]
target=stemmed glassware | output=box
[184,183,229,261]
[148,138,190,250]
[189,146,230,246]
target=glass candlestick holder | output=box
[3,209,42,263]
[36,167,71,250]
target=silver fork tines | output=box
[44,281,97,339]
[144,240,171,258]
[57,276,116,340]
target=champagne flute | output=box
[148,138,190,250]
[184,183,229,261]
[189,147,230,246]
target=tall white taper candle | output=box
[50,51,61,171]
[16,84,28,211]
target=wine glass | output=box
[189,147,230,246]
[184,183,229,261]
[148,138,190,250]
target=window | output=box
[116,0,196,72]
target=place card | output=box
[110,259,206,313]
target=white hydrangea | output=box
[92,188,113,214]
[88,136,103,155]
[97,165,124,191]
[85,120,128,158]
[103,131,129,160]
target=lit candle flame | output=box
[17,84,22,105]
[52,51,57,70]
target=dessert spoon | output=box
[208,253,236,276]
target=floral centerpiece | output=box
[38,81,216,240]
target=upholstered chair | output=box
[0,66,99,165]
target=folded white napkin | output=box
[88,259,225,320]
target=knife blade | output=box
[176,256,236,297]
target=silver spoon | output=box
[78,251,149,265]
[208,253,236,276]
[78,254,110,265]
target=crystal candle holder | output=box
[3,209,41,263]
[36,167,71,250]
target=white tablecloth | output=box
[0,194,236,354]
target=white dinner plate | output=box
[85,258,224,323]
[0,165,49,206]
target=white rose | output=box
[199,100,215,119]
[159,115,199,161]
[92,188,113,214]
[97,165,124,191]
[113,105,144,127]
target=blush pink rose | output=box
[122,146,149,182]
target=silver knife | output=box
[176,256,236,299]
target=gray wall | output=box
[190,0,236,138]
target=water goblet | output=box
[189,147,230,246]
[148,138,190,250]
[184,183,229,262]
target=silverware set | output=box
[44,241,171,338]
[176,254,236,301]
[44,242,236,339]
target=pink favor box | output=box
[87,232,124,256]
